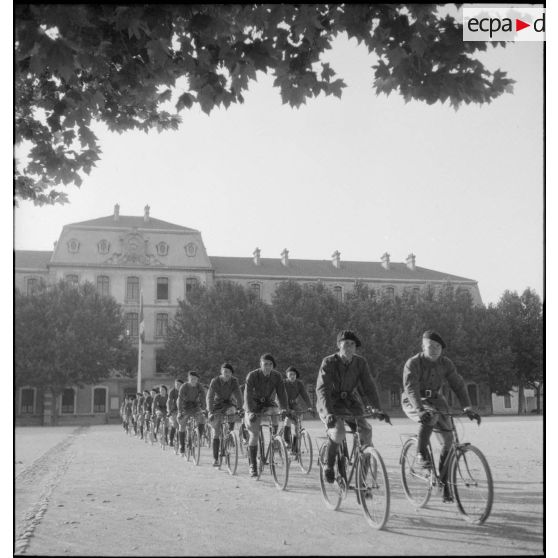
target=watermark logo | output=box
[463,7,545,41]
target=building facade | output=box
[15,206,487,425]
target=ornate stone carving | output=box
[67,238,80,253]
[156,241,169,256]
[184,242,198,257]
[103,230,163,266]
[98,239,111,254]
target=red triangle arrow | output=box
[516,18,530,31]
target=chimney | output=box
[113,203,120,221]
[253,247,261,266]
[332,250,341,269]
[144,204,150,222]
[281,248,289,267]
[406,253,416,270]
[381,252,391,270]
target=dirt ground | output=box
[14,416,543,556]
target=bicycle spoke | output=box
[271,437,289,490]
[400,438,432,508]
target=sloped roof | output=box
[67,215,198,232]
[210,257,476,283]
[14,250,53,270]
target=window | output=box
[65,274,79,287]
[384,286,395,300]
[185,277,199,297]
[249,282,261,300]
[97,239,110,254]
[97,275,110,297]
[156,277,169,300]
[155,313,168,338]
[20,388,35,414]
[26,278,38,296]
[155,349,167,374]
[93,387,107,413]
[125,312,139,338]
[126,277,139,301]
[467,384,478,407]
[333,285,343,302]
[390,390,400,408]
[504,394,512,408]
[61,388,75,414]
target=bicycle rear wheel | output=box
[224,431,239,476]
[400,437,432,508]
[271,436,289,490]
[357,447,390,530]
[318,443,344,511]
[257,430,266,480]
[191,430,201,466]
[451,445,493,525]
[297,429,313,474]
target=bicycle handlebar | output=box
[426,409,481,425]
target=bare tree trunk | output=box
[517,381,526,415]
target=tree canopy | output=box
[15,280,135,394]
[15,4,514,205]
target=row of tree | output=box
[163,281,543,413]
[15,279,543,414]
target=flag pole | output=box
[137,291,144,393]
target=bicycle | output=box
[279,411,313,474]
[213,409,242,475]
[183,415,202,465]
[254,413,290,490]
[317,413,390,530]
[399,410,493,525]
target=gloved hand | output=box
[418,409,433,424]
[325,414,337,428]
[374,410,392,425]
[464,407,481,423]
[248,412,257,424]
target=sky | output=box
[13,10,544,306]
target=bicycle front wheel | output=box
[271,436,289,490]
[298,430,313,474]
[191,430,201,466]
[400,437,432,508]
[357,447,390,530]
[224,431,239,476]
[451,445,493,525]
[318,443,343,511]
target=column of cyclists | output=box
[120,329,494,531]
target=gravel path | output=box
[14,417,543,556]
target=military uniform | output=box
[316,352,380,446]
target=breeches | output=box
[244,407,280,446]
[320,415,372,447]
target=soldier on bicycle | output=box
[282,366,313,454]
[166,378,183,448]
[152,385,168,442]
[207,362,244,467]
[243,353,289,478]
[316,330,389,484]
[401,330,477,502]
[177,371,207,456]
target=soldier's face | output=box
[221,368,232,382]
[286,371,296,382]
[338,339,357,359]
[423,339,443,361]
[260,360,274,375]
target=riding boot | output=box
[417,423,433,461]
[140,425,144,439]
[212,438,220,465]
[326,439,339,470]
[169,427,176,446]
[283,425,292,446]
[198,423,205,438]
[249,445,258,477]
[291,435,298,455]
[179,431,186,454]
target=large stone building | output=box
[15,206,487,425]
